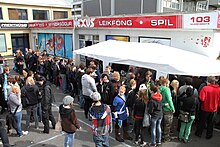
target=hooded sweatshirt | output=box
[89,103,112,136]
[81,74,97,97]
[199,84,220,112]
[160,86,175,112]
[59,104,80,133]
[148,92,163,118]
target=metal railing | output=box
[163,1,181,10]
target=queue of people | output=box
[0,48,220,147]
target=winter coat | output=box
[148,92,163,118]
[160,86,175,112]
[21,85,39,107]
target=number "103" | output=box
[190,16,210,23]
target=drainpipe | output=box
[99,0,103,16]
[141,0,144,14]
[111,0,115,15]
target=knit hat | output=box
[139,84,147,91]
[90,92,101,101]
[63,95,74,105]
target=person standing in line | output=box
[59,96,81,147]
[195,76,220,139]
[148,85,163,147]
[89,92,112,147]
[160,78,175,142]
[81,67,97,119]
[0,66,10,114]
[7,85,28,137]
[178,86,199,143]
[0,54,4,74]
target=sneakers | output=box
[134,140,139,145]
[19,131,28,137]
[140,142,147,147]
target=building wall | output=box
[82,0,157,17]
[0,3,72,55]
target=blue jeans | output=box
[93,134,110,147]
[14,111,23,136]
[151,117,162,145]
[64,133,75,147]
[60,74,67,92]
[37,103,42,122]
[79,90,84,108]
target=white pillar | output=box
[111,0,115,15]
[157,0,163,13]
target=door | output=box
[11,33,29,54]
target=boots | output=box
[115,128,124,142]
[123,127,133,140]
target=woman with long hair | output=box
[133,84,148,146]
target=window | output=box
[8,8,28,20]
[0,8,3,19]
[33,10,48,20]
[0,34,7,52]
[53,11,68,19]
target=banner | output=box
[46,34,54,55]
[29,20,74,28]
[54,34,64,57]
[65,35,73,58]
[38,34,46,52]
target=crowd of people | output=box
[0,48,220,147]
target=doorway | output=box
[11,33,29,54]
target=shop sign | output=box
[75,15,182,29]
[0,23,28,29]
[29,20,74,28]
[217,13,220,28]
[183,12,218,29]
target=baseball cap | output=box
[139,84,147,91]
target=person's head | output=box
[43,50,47,54]
[119,86,126,96]
[14,75,21,82]
[150,85,159,94]
[139,84,147,92]
[138,87,148,104]
[160,78,169,86]
[26,77,35,85]
[130,79,136,89]
[63,95,74,106]
[145,70,152,81]
[79,63,85,70]
[8,76,16,85]
[207,76,216,84]
[101,73,109,82]
[170,80,179,89]
[186,86,194,97]
[185,77,192,85]
[130,73,135,80]
[90,60,96,66]
[86,67,94,75]
[27,70,34,78]
[3,66,10,74]
[90,92,101,102]
[11,85,20,94]
[22,70,28,78]
[112,71,120,81]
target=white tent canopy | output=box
[74,40,220,76]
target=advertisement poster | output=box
[38,33,46,52]
[65,35,73,58]
[46,34,54,55]
[106,35,130,42]
[139,37,171,46]
[54,34,64,57]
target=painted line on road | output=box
[52,103,132,147]
[27,133,64,147]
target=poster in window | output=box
[54,34,64,57]
[106,35,130,42]
[45,34,54,55]
[38,33,46,52]
[139,37,171,46]
[65,35,73,58]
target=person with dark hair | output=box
[81,67,97,119]
[178,86,199,143]
[149,85,163,146]
[40,77,56,133]
[195,76,220,139]
[89,92,112,147]
[97,73,115,106]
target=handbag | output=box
[55,113,62,131]
[178,110,190,123]
[6,106,19,130]
[143,105,151,127]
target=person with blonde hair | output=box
[21,77,40,130]
[113,86,132,142]
[170,80,179,117]
[7,85,28,137]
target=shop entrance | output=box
[11,33,29,54]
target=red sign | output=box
[29,20,74,28]
[217,13,220,28]
[75,15,182,29]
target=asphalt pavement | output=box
[2,58,220,147]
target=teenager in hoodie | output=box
[59,96,81,147]
[148,85,163,146]
[89,92,112,147]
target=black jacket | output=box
[133,98,146,118]
[42,83,54,110]
[126,89,138,107]
[179,96,199,115]
[97,81,115,105]
[148,93,163,118]
[21,85,39,106]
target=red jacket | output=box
[199,84,220,112]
